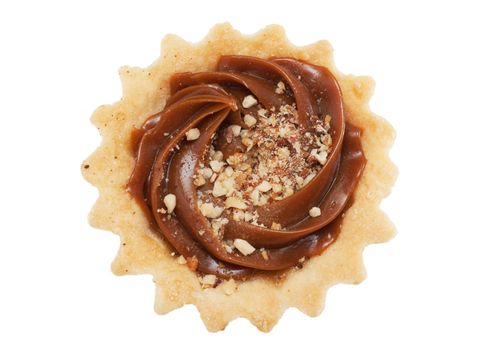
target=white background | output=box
[1,0,499,348]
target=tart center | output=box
[127,55,366,280]
[194,96,333,236]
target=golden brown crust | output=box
[81,23,397,332]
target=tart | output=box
[82,23,397,332]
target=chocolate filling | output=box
[128,56,366,280]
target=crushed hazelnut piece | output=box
[176,255,187,264]
[244,114,257,127]
[225,196,248,210]
[272,183,283,193]
[193,175,206,187]
[311,149,328,165]
[261,249,269,260]
[257,180,272,192]
[163,194,176,214]
[211,218,228,234]
[244,212,253,222]
[224,166,234,176]
[234,238,256,256]
[309,206,321,217]
[199,202,224,218]
[324,114,332,127]
[212,181,228,197]
[229,124,241,137]
[321,134,332,146]
[283,187,294,198]
[271,222,282,230]
[223,240,234,253]
[242,95,258,108]
[241,137,254,150]
[200,167,213,179]
[250,189,260,205]
[233,210,245,221]
[185,128,200,141]
[303,172,316,186]
[209,160,225,172]
[213,151,224,161]
[275,81,285,94]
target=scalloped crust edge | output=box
[81,23,397,332]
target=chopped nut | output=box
[242,95,258,108]
[227,153,243,166]
[223,240,234,253]
[234,238,256,256]
[157,208,167,214]
[283,186,294,198]
[244,212,253,222]
[199,202,224,218]
[225,196,248,210]
[257,194,269,206]
[241,137,254,150]
[213,151,224,161]
[238,162,251,171]
[163,194,176,214]
[303,172,316,186]
[176,255,187,264]
[321,134,332,146]
[209,160,225,172]
[311,149,328,165]
[233,210,245,221]
[295,175,304,187]
[277,147,290,159]
[272,183,283,193]
[268,114,277,127]
[257,108,267,117]
[200,167,213,179]
[222,177,236,195]
[200,274,217,286]
[212,181,228,197]
[257,180,272,192]
[229,124,241,137]
[271,222,282,230]
[244,114,257,127]
[193,175,206,187]
[257,163,269,177]
[275,81,285,94]
[292,141,302,154]
[211,219,226,233]
[309,206,321,217]
[224,166,234,176]
[185,128,200,141]
[324,114,332,127]
[250,189,260,205]
[261,249,269,260]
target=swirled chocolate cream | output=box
[128,56,366,283]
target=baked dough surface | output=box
[82,23,397,332]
